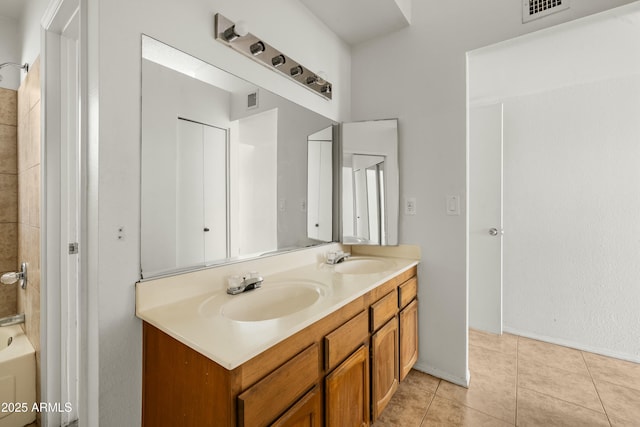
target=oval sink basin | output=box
[201,281,326,322]
[333,257,393,275]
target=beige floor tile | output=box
[436,371,516,424]
[518,359,604,412]
[518,337,590,375]
[469,343,517,378]
[421,396,512,426]
[517,387,610,427]
[583,351,640,392]
[469,329,518,355]
[595,380,640,425]
[373,370,439,427]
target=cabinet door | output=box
[399,299,419,381]
[325,345,370,427]
[271,386,321,427]
[371,317,399,421]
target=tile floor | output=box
[373,329,640,426]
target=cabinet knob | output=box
[204,227,210,232]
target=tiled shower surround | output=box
[0,86,18,318]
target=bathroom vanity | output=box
[136,248,419,426]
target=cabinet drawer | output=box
[324,310,368,372]
[370,288,398,332]
[238,344,319,427]
[398,277,417,309]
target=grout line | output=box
[431,394,517,426]
[419,380,440,426]
[581,350,613,427]
[518,384,610,418]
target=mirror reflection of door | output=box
[307,126,333,242]
[341,119,399,246]
[176,118,228,268]
[351,155,385,244]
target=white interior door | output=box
[469,103,503,334]
[202,125,228,262]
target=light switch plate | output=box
[446,195,460,216]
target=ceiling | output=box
[0,0,25,20]
[299,0,411,45]
[0,0,412,44]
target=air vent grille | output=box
[247,91,258,109]
[523,0,570,23]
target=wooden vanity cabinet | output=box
[142,266,418,427]
[371,316,399,420]
[398,278,419,381]
[325,345,370,427]
[271,386,322,427]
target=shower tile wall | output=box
[0,87,18,318]
[17,57,41,403]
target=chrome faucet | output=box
[0,313,25,327]
[326,250,351,265]
[227,273,264,295]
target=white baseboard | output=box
[413,361,470,387]
[503,326,640,364]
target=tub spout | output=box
[0,314,25,327]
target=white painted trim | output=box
[503,326,640,364]
[413,361,470,388]
[42,26,63,427]
[42,0,87,425]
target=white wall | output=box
[18,0,49,71]
[88,0,350,424]
[503,75,640,361]
[236,109,278,256]
[468,2,640,363]
[351,0,638,385]
[141,59,231,276]
[0,15,21,90]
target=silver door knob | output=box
[489,228,499,236]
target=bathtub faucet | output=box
[0,314,25,327]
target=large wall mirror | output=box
[341,119,399,245]
[140,36,337,278]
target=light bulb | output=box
[234,21,249,37]
[250,41,265,55]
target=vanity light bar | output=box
[214,14,333,100]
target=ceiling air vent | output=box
[523,0,570,23]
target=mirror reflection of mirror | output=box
[342,119,399,246]
[140,36,337,278]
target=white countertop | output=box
[136,250,419,370]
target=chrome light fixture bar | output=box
[214,14,333,100]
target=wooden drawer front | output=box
[398,277,417,309]
[324,310,369,372]
[370,288,398,332]
[271,386,321,427]
[238,344,319,427]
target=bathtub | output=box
[0,325,36,427]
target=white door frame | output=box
[41,0,88,425]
